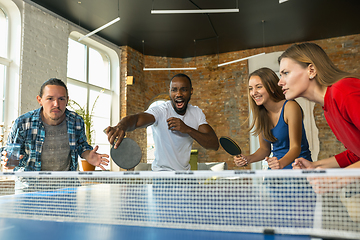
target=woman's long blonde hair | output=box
[278,42,359,86]
[248,67,285,142]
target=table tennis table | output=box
[0,217,313,240]
[0,170,359,240]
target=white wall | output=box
[19,1,69,114]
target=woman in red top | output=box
[278,42,360,170]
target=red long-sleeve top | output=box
[323,77,360,167]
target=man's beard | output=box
[50,115,64,121]
[172,97,190,115]
[50,108,65,121]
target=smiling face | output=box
[278,57,312,100]
[169,76,193,115]
[248,75,271,106]
[37,85,68,125]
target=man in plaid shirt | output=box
[2,78,109,171]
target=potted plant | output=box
[68,89,104,171]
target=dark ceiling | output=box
[30,0,360,58]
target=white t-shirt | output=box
[145,101,208,171]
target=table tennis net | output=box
[0,169,359,239]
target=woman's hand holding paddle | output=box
[234,155,248,167]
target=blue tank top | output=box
[270,100,312,169]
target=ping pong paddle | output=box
[219,136,242,156]
[220,136,248,167]
[110,138,142,170]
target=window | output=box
[67,37,115,170]
[146,100,166,163]
[0,0,21,149]
[0,64,5,124]
[0,62,6,147]
[0,7,8,57]
[0,7,8,124]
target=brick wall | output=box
[314,36,360,160]
[119,46,148,161]
[121,34,360,169]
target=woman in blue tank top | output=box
[234,68,316,229]
[234,67,312,169]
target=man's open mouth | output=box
[175,99,185,109]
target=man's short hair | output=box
[170,73,192,88]
[39,78,68,97]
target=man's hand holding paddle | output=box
[105,124,126,149]
[104,114,148,170]
[105,113,155,149]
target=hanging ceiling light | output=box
[78,0,121,41]
[143,67,197,71]
[78,17,120,41]
[151,0,239,14]
[218,19,267,67]
[217,52,265,67]
[151,9,239,14]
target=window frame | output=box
[0,0,21,142]
[67,37,112,119]
[67,32,120,170]
[0,6,9,124]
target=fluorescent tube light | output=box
[143,67,197,71]
[78,17,120,41]
[217,53,265,67]
[151,9,239,14]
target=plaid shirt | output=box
[7,107,92,171]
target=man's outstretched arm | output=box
[106,112,155,148]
